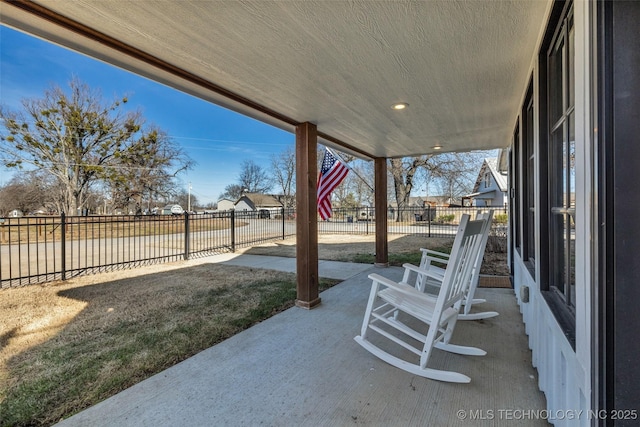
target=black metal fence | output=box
[318,206,508,237]
[0,206,507,288]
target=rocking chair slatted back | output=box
[354,214,490,383]
[440,217,485,307]
[407,210,498,321]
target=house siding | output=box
[468,159,509,208]
[216,199,235,211]
[510,1,593,425]
[513,257,589,426]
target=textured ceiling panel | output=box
[2,0,551,158]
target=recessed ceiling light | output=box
[433,145,442,150]
[391,103,408,110]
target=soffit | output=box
[1,0,551,158]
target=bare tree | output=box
[389,152,488,221]
[0,78,193,215]
[107,127,193,209]
[329,159,374,208]
[270,146,296,208]
[219,184,245,200]
[0,171,50,215]
[172,188,199,212]
[237,160,271,194]
[350,160,374,206]
[430,153,479,204]
[389,157,428,220]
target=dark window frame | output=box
[521,81,536,278]
[511,123,521,256]
[539,0,576,348]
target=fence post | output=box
[230,210,236,252]
[281,207,285,240]
[366,207,369,235]
[427,206,432,238]
[61,212,66,281]
[184,212,189,260]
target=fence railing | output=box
[318,206,508,237]
[0,206,506,288]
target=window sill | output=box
[541,290,576,350]
[524,260,536,281]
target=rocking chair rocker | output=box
[354,214,489,383]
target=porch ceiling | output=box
[1,0,551,158]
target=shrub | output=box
[436,214,455,223]
[494,213,508,224]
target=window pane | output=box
[550,127,566,295]
[549,38,565,124]
[568,213,576,306]
[568,16,575,109]
[528,205,535,264]
[568,111,575,208]
[524,96,535,268]
[513,129,521,252]
[550,128,565,208]
[528,153,535,264]
[546,8,575,308]
[568,112,575,306]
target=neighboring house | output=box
[234,193,283,215]
[216,198,235,211]
[423,196,457,207]
[407,196,425,208]
[463,158,508,207]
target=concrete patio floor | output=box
[56,263,548,427]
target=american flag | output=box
[317,148,349,220]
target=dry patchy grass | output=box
[0,261,337,426]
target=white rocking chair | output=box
[354,215,487,383]
[404,210,498,321]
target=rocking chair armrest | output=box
[419,248,451,260]
[402,263,445,279]
[422,255,449,265]
[416,257,448,276]
[402,263,445,281]
[367,273,425,298]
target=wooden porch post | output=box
[295,122,320,309]
[374,157,389,267]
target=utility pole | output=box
[188,182,192,212]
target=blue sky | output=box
[0,26,295,206]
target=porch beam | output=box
[374,157,389,266]
[295,122,320,309]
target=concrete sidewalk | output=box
[55,262,547,427]
[204,252,374,280]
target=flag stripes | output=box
[317,148,349,220]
